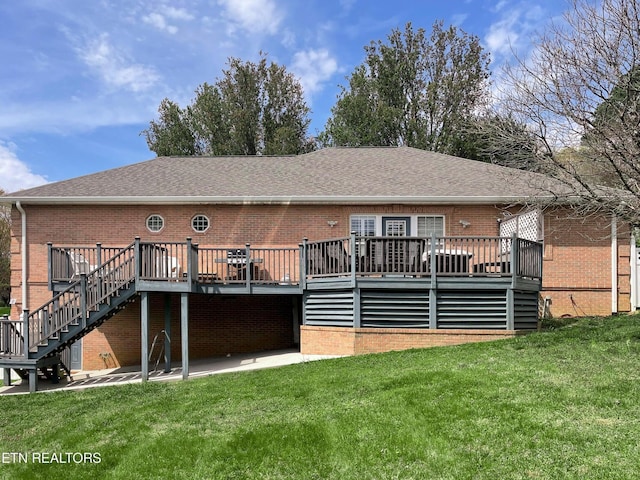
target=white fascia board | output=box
[3,195,546,205]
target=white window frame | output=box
[146,214,165,233]
[191,214,210,233]
[416,215,445,237]
[350,214,446,237]
[350,215,377,236]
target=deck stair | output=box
[0,242,138,390]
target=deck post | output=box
[95,243,102,301]
[134,237,141,285]
[80,274,87,328]
[22,309,29,358]
[164,294,172,373]
[510,234,519,289]
[3,368,11,387]
[350,232,357,286]
[29,369,37,393]
[141,292,149,382]
[47,242,53,291]
[300,239,308,291]
[245,243,251,292]
[180,293,189,380]
[186,237,194,290]
[429,234,437,329]
[292,297,300,345]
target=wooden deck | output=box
[2,234,542,391]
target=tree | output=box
[492,0,640,225]
[144,99,198,156]
[320,21,491,154]
[142,54,313,156]
[457,114,546,170]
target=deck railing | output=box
[48,234,542,287]
[305,236,353,278]
[514,238,543,280]
[194,245,302,285]
[138,241,189,281]
[0,315,24,358]
[30,242,138,352]
[304,234,542,279]
[49,243,126,286]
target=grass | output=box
[0,306,9,316]
[2,315,640,479]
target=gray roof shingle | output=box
[3,146,557,204]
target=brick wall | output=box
[7,202,633,371]
[539,209,631,316]
[82,293,297,370]
[9,203,505,317]
[300,326,520,355]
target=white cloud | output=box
[162,6,195,21]
[485,3,551,64]
[77,33,161,92]
[485,10,520,60]
[291,49,338,97]
[142,5,194,35]
[0,143,48,193]
[451,13,469,26]
[143,12,178,35]
[216,0,283,36]
[0,96,156,135]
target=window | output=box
[350,215,376,236]
[351,215,376,256]
[417,216,445,237]
[146,214,164,233]
[191,214,210,233]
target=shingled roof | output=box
[3,146,557,205]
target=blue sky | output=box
[0,0,567,192]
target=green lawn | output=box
[1,315,640,479]
[0,307,9,316]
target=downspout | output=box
[15,201,27,315]
[611,215,618,314]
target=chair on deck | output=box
[362,239,385,272]
[156,256,181,279]
[67,252,96,278]
[408,239,426,273]
[326,242,349,274]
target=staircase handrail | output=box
[26,241,136,354]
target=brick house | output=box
[0,147,632,391]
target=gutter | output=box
[15,201,27,315]
[2,194,559,206]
